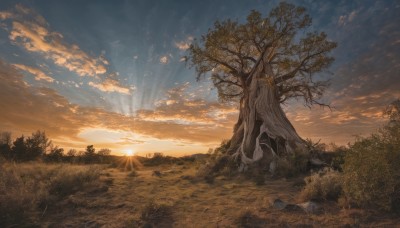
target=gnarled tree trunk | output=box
[228,64,306,173]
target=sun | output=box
[125,149,134,156]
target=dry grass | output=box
[1,161,399,227]
[0,162,104,226]
[300,168,343,202]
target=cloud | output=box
[89,78,131,95]
[159,55,169,64]
[338,10,357,26]
[286,14,400,145]
[175,36,193,50]
[12,64,54,82]
[137,83,237,127]
[0,60,237,150]
[88,72,133,95]
[0,11,13,20]
[1,4,107,77]
[175,41,190,50]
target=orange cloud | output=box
[0,60,236,153]
[12,64,54,82]
[88,78,131,95]
[0,11,12,20]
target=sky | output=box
[0,0,399,156]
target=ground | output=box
[2,160,400,227]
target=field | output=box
[1,159,399,228]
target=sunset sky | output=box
[0,0,399,156]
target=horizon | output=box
[0,0,399,156]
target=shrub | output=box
[128,170,138,177]
[48,165,101,197]
[140,201,173,226]
[300,168,342,201]
[0,163,104,226]
[0,164,47,226]
[343,132,400,211]
[143,153,179,166]
[235,210,266,228]
[329,144,347,172]
[342,101,400,211]
[276,150,309,178]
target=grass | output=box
[0,160,399,227]
[0,162,104,227]
[300,168,342,202]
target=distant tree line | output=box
[0,130,112,164]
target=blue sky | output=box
[0,0,399,155]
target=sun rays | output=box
[120,153,142,171]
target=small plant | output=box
[276,150,309,178]
[235,210,266,228]
[140,201,174,226]
[128,170,138,177]
[300,168,342,201]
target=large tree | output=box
[188,3,336,172]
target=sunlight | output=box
[126,149,134,156]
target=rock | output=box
[297,201,320,214]
[152,170,162,177]
[272,199,287,210]
[309,158,326,166]
[284,204,304,212]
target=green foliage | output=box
[300,168,342,201]
[188,2,336,105]
[343,120,400,211]
[197,141,237,181]
[329,144,347,172]
[276,150,309,178]
[343,135,400,210]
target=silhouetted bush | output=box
[142,153,181,166]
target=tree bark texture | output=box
[228,63,305,173]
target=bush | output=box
[0,163,104,226]
[342,101,400,211]
[235,210,266,228]
[343,131,400,211]
[140,201,174,226]
[0,164,47,226]
[300,168,342,201]
[143,153,179,166]
[48,165,101,197]
[276,150,309,178]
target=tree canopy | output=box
[188,2,336,106]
